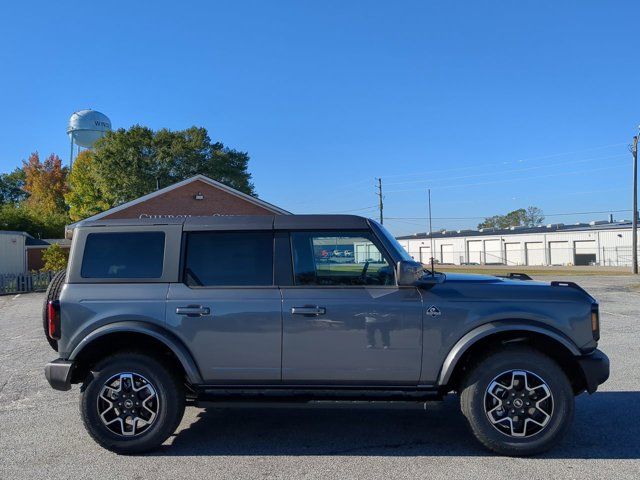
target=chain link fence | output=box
[0,271,56,295]
[405,246,635,267]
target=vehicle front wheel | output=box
[80,352,185,454]
[460,346,574,456]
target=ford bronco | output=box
[43,215,609,455]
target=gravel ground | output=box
[0,276,638,480]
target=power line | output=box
[383,153,627,187]
[386,209,633,221]
[385,161,631,193]
[295,141,629,202]
[327,205,378,213]
[366,141,628,181]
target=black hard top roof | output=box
[75,215,371,231]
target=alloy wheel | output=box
[484,369,554,438]
[97,372,159,437]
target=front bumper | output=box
[44,359,74,391]
[577,349,610,394]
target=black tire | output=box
[42,270,66,351]
[80,352,185,454]
[460,346,574,456]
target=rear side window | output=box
[184,231,273,286]
[81,232,165,278]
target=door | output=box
[484,239,502,264]
[166,231,282,383]
[505,243,523,266]
[574,240,597,266]
[419,245,431,264]
[440,244,455,264]
[467,240,483,264]
[549,241,571,265]
[280,231,423,385]
[525,242,545,265]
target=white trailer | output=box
[0,231,27,274]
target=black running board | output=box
[192,386,442,404]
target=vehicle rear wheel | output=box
[42,270,66,351]
[460,346,574,456]
[80,352,185,454]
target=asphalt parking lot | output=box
[1,276,639,480]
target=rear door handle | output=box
[291,306,326,316]
[176,305,210,317]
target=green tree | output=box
[65,150,115,222]
[0,204,67,238]
[0,168,28,205]
[42,243,69,271]
[478,206,545,229]
[92,126,255,206]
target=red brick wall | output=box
[103,180,279,219]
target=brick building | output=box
[66,174,289,236]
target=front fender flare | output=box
[437,321,581,386]
[69,321,204,385]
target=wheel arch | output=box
[438,321,586,393]
[69,321,204,385]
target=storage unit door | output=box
[467,240,483,264]
[549,241,572,265]
[419,245,432,264]
[574,240,597,266]
[440,244,454,264]
[525,242,545,266]
[505,243,523,266]
[484,239,503,264]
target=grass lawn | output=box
[435,265,633,276]
[314,262,633,277]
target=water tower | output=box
[67,109,112,168]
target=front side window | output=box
[184,231,273,286]
[291,231,395,286]
[81,232,165,278]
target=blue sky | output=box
[1,1,638,235]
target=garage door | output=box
[505,243,523,266]
[525,242,545,266]
[440,244,454,264]
[574,240,597,266]
[419,245,432,264]
[549,241,572,265]
[468,240,483,264]
[484,239,503,264]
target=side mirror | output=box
[397,260,424,286]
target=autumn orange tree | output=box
[22,152,69,215]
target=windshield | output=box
[371,220,414,262]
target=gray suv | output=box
[43,215,609,456]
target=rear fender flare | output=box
[69,321,204,385]
[437,321,581,386]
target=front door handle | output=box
[176,305,210,317]
[291,306,326,316]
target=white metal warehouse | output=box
[396,219,636,267]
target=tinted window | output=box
[291,232,395,286]
[81,232,165,278]
[184,232,273,286]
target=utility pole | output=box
[377,178,384,224]
[428,188,435,274]
[632,133,639,274]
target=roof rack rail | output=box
[550,281,589,295]
[497,272,533,281]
